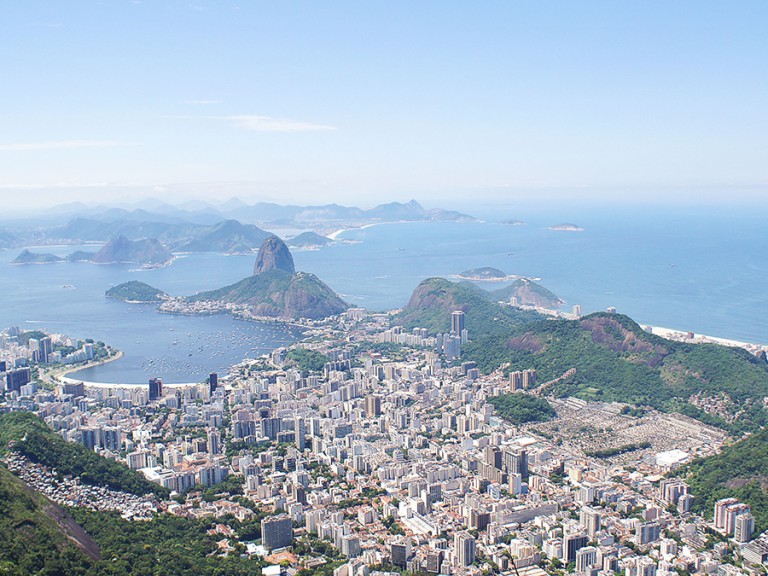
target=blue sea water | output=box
[2,203,767,383]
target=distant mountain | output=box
[253,235,295,275]
[106,281,168,303]
[173,219,270,254]
[393,277,542,335]
[66,250,97,262]
[52,217,269,254]
[91,235,174,267]
[215,199,474,224]
[190,236,347,320]
[285,231,333,248]
[12,249,64,264]
[0,228,21,248]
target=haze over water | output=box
[2,202,767,383]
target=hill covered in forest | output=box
[464,312,768,434]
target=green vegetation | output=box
[71,509,266,576]
[488,394,556,424]
[190,268,348,320]
[105,281,167,302]
[458,267,508,279]
[394,277,541,335]
[586,442,651,459]
[464,312,768,434]
[488,278,563,308]
[285,348,328,373]
[0,412,168,499]
[682,428,768,532]
[0,465,98,575]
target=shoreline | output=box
[55,349,201,390]
[646,325,767,353]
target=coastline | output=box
[646,325,767,354]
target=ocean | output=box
[2,202,767,383]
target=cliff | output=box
[253,235,295,275]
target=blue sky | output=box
[1,1,766,209]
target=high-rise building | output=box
[505,447,528,479]
[391,537,412,568]
[637,522,661,545]
[207,428,221,455]
[451,311,465,335]
[714,498,740,530]
[454,532,476,566]
[734,513,755,543]
[6,367,31,392]
[580,507,601,538]
[209,372,218,394]
[148,377,163,401]
[563,533,588,562]
[39,336,53,363]
[365,395,382,417]
[261,514,293,550]
[575,546,598,572]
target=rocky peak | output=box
[253,235,295,275]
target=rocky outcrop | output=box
[253,235,295,275]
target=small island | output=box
[106,281,168,303]
[548,223,584,232]
[456,267,517,281]
[500,219,526,226]
[285,231,333,249]
[12,249,65,264]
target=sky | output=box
[0,1,766,211]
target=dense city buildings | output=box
[0,316,763,576]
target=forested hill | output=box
[682,428,768,531]
[393,277,542,335]
[464,312,768,434]
[0,412,168,499]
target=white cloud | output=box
[0,140,134,151]
[221,115,336,133]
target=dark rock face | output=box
[253,235,295,275]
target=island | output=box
[105,281,169,303]
[91,235,174,268]
[456,266,515,281]
[547,222,585,232]
[11,249,65,264]
[285,231,333,249]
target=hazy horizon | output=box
[1,1,766,212]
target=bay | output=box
[2,202,767,384]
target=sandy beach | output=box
[647,325,767,353]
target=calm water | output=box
[2,203,767,383]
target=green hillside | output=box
[0,412,168,499]
[393,277,542,335]
[464,313,768,434]
[190,268,348,319]
[106,280,168,302]
[682,428,768,531]
[0,465,99,575]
